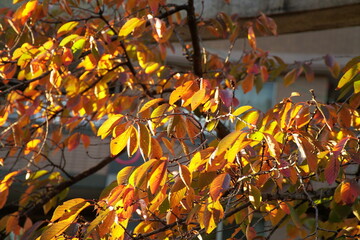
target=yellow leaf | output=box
[169,179,186,209]
[119,18,146,37]
[117,166,135,185]
[232,105,252,116]
[110,126,132,156]
[50,198,86,222]
[150,103,169,125]
[145,62,160,74]
[14,0,38,25]
[138,98,164,115]
[138,123,151,159]
[212,131,241,158]
[129,159,157,187]
[57,21,79,38]
[97,114,123,139]
[127,127,139,157]
[337,62,360,89]
[41,201,89,240]
[24,139,41,155]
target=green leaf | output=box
[71,37,86,59]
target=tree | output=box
[0,0,359,239]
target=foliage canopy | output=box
[0,0,360,239]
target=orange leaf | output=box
[148,0,159,14]
[149,137,163,159]
[129,159,157,187]
[148,160,167,194]
[191,88,206,111]
[14,0,38,25]
[81,134,90,148]
[169,81,194,105]
[242,74,254,94]
[247,26,256,49]
[343,180,359,205]
[209,173,231,202]
[178,163,192,189]
[67,132,80,151]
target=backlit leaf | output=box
[242,73,254,94]
[57,21,79,38]
[178,163,192,189]
[209,173,230,202]
[139,98,164,115]
[340,180,359,205]
[148,160,167,194]
[212,130,241,158]
[24,139,41,155]
[169,81,194,105]
[138,123,151,159]
[232,105,252,116]
[284,68,297,86]
[337,62,360,89]
[247,26,256,49]
[248,184,262,209]
[263,133,280,159]
[110,125,132,156]
[97,114,123,139]
[67,132,80,151]
[119,18,146,37]
[50,198,86,222]
[117,166,135,185]
[191,88,206,111]
[324,156,339,185]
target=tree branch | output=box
[21,154,118,217]
[186,0,202,77]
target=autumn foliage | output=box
[0,0,360,239]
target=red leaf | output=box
[340,180,359,205]
[324,156,339,185]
